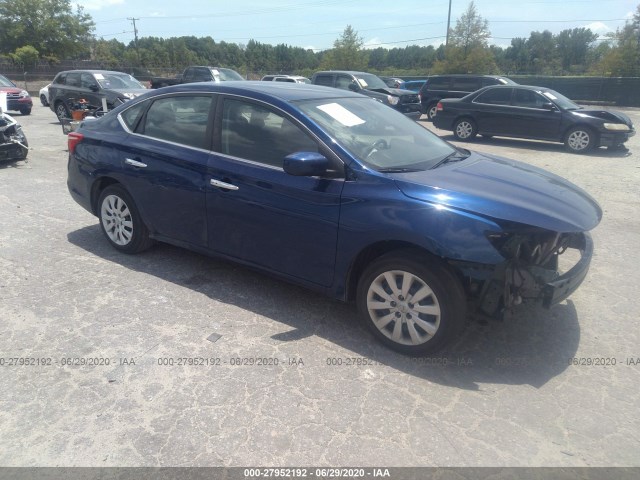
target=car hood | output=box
[390,151,602,233]
[571,108,633,127]
[111,88,148,97]
[367,87,416,97]
[0,86,21,93]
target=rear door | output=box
[206,96,344,286]
[471,87,514,135]
[121,93,215,247]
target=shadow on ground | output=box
[68,225,581,391]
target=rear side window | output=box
[425,77,449,90]
[475,88,512,105]
[275,78,295,82]
[66,73,81,87]
[451,77,480,92]
[314,75,334,87]
[121,101,147,131]
[140,95,213,149]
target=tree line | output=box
[1,0,639,78]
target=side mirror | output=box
[542,102,556,111]
[89,84,99,92]
[283,152,330,176]
[348,82,360,92]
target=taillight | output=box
[67,132,84,154]
[436,102,444,111]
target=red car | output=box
[0,74,33,115]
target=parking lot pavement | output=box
[0,105,639,468]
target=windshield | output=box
[0,74,16,87]
[296,97,455,171]
[215,68,244,81]
[354,73,388,90]
[542,89,581,110]
[95,73,145,90]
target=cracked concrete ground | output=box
[0,105,639,467]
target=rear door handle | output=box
[125,158,147,168]
[210,178,239,191]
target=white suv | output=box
[261,75,311,84]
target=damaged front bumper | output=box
[458,231,594,318]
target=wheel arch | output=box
[345,240,461,302]
[563,123,599,143]
[90,176,120,215]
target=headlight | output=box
[387,95,399,106]
[19,90,29,98]
[603,123,630,131]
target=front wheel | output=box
[356,251,466,355]
[20,107,31,115]
[40,94,49,107]
[453,118,477,141]
[565,126,595,153]
[98,185,154,254]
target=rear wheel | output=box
[98,185,154,254]
[453,118,477,141]
[55,101,70,121]
[40,94,49,107]
[356,251,466,355]
[426,102,438,120]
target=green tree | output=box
[592,4,640,76]
[555,28,598,73]
[321,25,368,70]
[9,45,39,69]
[0,0,94,61]
[433,1,496,73]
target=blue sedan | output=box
[66,82,601,355]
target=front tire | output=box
[565,126,595,153]
[40,94,49,107]
[20,107,31,115]
[98,185,154,254]
[356,251,466,355]
[453,118,477,141]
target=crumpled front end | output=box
[0,113,28,161]
[458,227,594,318]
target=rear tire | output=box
[55,101,70,122]
[40,94,49,107]
[97,185,154,254]
[356,250,466,355]
[426,102,438,121]
[453,118,477,141]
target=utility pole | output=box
[128,17,140,65]
[445,0,452,46]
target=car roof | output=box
[480,84,550,91]
[314,71,376,76]
[155,81,363,102]
[57,69,134,75]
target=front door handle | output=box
[125,158,147,168]
[210,178,239,191]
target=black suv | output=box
[420,74,516,120]
[311,71,422,119]
[48,70,148,120]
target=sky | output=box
[76,0,639,51]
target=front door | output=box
[206,97,344,287]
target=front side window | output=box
[81,73,98,89]
[451,77,480,91]
[95,73,145,90]
[221,98,318,167]
[66,73,81,87]
[513,89,549,109]
[140,95,213,149]
[314,75,334,87]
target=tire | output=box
[426,103,438,121]
[97,185,154,254]
[55,101,70,122]
[356,250,466,355]
[20,107,31,115]
[565,126,595,153]
[40,94,49,107]
[453,118,477,141]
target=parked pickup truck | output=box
[150,66,245,89]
